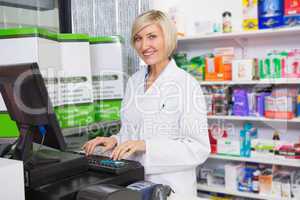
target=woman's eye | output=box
[134,37,141,42]
[149,35,156,39]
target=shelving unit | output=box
[197,184,282,200]
[209,154,300,167]
[177,26,300,199]
[178,26,300,42]
[207,115,300,123]
[199,78,300,86]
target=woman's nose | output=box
[141,38,149,50]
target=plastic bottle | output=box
[244,130,252,157]
[272,131,280,140]
[168,7,185,36]
[240,130,246,157]
[222,11,232,33]
[252,170,260,193]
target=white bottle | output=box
[168,6,185,37]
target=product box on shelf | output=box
[297,95,300,116]
[259,51,287,79]
[238,167,256,192]
[258,0,284,29]
[283,49,300,78]
[232,59,255,81]
[284,0,300,26]
[233,89,249,116]
[285,0,300,15]
[256,92,271,116]
[225,163,244,190]
[265,87,298,119]
[89,36,125,122]
[251,139,278,157]
[265,96,296,119]
[259,170,273,195]
[243,0,259,30]
[217,138,240,156]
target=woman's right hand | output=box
[82,137,117,156]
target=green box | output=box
[94,100,121,122]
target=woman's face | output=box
[133,23,167,66]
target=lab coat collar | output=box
[144,59,177,95]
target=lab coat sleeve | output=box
[144,80,210,175]
[110,77,134,145]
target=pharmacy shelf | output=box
[199,78,300,86]
[197,184,282,200]
[209,154,300,167]
[178,26,300,42]
[207,115,300,123]
[62,120,120,136]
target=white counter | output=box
[0,158,25,200]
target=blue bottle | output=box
[244,131,251,157]
[240,130,246,157]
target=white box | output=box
[54,33,94,128]
[232,59,254,81]
[89,36,125,100]
[0,158,25,200]
[89,36,125,122]
[217,138,240,156]
[225,163,243,190]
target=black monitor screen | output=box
[0,62,66,160]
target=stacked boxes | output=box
[0,27,60,137]
[54,33,94,128]
[265,87,298,119]
[89,36,124,122]
[0,27,96,133]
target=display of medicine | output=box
[222,11,232,33]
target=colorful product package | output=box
[233,89,249,116]
[297,95,300,116]
[258,0,284,29]
[190,56,206,81]
[243,0,259,30]
[259,172,273,195]
[232,59,255,81]
[238,167,256,192]
[265,96,296,119]
[283,49,300,78]
[256,92,271,116]
[259,51,286,79]
[284,0,300,27]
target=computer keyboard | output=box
[86,155,142,175]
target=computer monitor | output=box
[0,62,66,162]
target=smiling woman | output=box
[83,10,210,198]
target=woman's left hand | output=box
[111,140,146,160]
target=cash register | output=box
[0,63,144,200]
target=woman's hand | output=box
[111,140,146,160]
[82,137,117,156]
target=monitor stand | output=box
[13,124,60,167]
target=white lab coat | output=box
[112,59,210,196]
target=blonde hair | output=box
[131,10,177,58]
